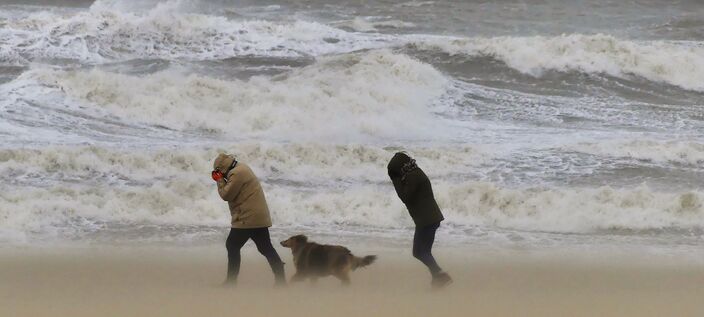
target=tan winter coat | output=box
[213,154,272,229]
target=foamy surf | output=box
[7,50,449,140]
[412,34,704,92]
[0,5,391,64]
[0,0,703,255]
[2,3,704,94]
[2,145,703,243]
[4,166,703,243]
[567,139,704,166]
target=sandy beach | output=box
[1,244,702,317]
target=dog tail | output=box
[351,255,377,270]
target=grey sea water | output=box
[0,0,703,257]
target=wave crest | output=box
[23,50,449,139]
[1,145,703,242]
[568,139,704,166]
[1,4,388,63]
[413,34,704,92]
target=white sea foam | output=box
[0,144,488,190]
[1,145,702,242]
[0,4,390,63]
[22,50,450,140]
[0,46,28,66]
[438,182,704,232]
[0,143,485,241]
[413,34,704,92]
[272,181,704,233]
[4,5,704,94]
[567,139,704,166]
[3,169,703,242]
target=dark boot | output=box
[271,261,287,287]
[221,277,237,288]
[431,271,453,289]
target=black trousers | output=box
[413,222,442,276]
[226,227,285,283]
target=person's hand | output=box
[211,170,224,182]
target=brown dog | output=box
[280,235,376,285]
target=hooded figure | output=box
[213,153,284,286]
[213,153,272,228]
[388,152,451,288]
[387,152,444,227]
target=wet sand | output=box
[1,244,703,317]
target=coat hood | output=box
[387,152,411,178]
[213,153,236,174]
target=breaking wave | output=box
[3,3,704,94]
[8,50,450,140]
[412,34,704,92]
[567,139,704,166]
[1,145,703,242]
[0,2,390,64]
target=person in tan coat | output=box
[212,153,285,286]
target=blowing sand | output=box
[1,243,703,317]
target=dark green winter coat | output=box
[387,152,444,227]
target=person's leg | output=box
[412,222,442,276]
[225,228,250,284]
[250,228,286,285]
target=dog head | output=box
[280,234,308,249]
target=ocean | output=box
[1,0,703,257]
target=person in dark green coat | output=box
[388,152,452,288]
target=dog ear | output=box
[294,235,308,243]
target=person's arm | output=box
[391,176,408,203]
[217,169,246,201]
[401,171,423,201]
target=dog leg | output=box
[335,272,351,286]
[290,272,306,283]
